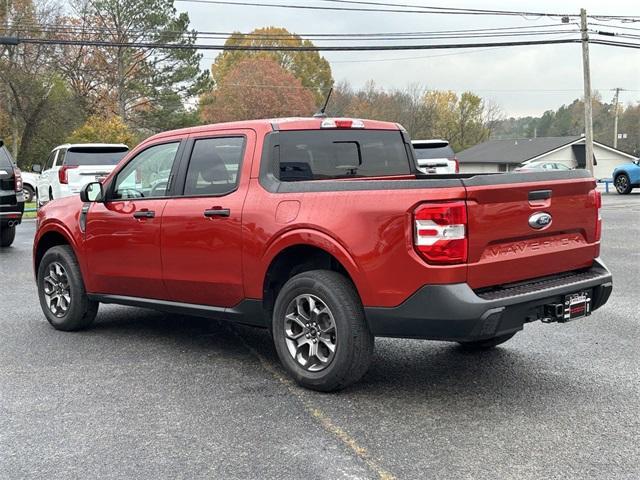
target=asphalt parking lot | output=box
[1,193,639,480]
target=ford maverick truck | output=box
[33,118,612,391]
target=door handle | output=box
[133,210,155,219]
[204,208,230,218]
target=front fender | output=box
[33,208,85,279]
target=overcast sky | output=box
[180,0,640,117]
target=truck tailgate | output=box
[463,171,600,289]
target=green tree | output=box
[211,27,333,105]
[82,0,210,132]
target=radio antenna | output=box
[313,88,333,118]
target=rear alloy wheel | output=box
[0,225,16,247]
[458,332,516,351]
[37,245,98,331]
[615,173,632,195]
[284,293,338,372]
[272,270,374,391]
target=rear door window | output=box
[64,148,128,166]
[183,137,245,196]
[274,130,411,181]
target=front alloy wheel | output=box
[42,261,72,318]
[284,294,337,372]
[37,245,98,331]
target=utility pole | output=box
[580,8,594,175]
[612,87,623,148]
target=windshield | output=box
[275,130,411,181]
[64,148,128,166]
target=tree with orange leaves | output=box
[200,58,316,124]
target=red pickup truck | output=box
[33,117,612,391]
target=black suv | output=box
[0,140,24,247]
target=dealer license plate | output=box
[562,291,592,321]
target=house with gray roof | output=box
[457,136,637,179]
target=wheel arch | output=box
[260,232,368,321]
[34,226,78,277]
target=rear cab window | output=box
[63,147,129,166]
[272,130,412,181]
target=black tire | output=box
[272,270,374,392]
[23,184,35,203]
[458,332,516,351]
[0,225,16,247]
[37,245,98,331]
[615,173,632,195]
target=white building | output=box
[457,136,637,179]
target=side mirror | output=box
[32,164,42,173]
[80,182,103,203]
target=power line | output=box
[172,0,571,17]
[11,37,581,51]
[4,26,577,42]
[591,39,640,49]
[1,21,571,38]
[315,0,568,17]
[172,0,640,21]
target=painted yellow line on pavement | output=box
[227,325,396,480]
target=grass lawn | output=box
[23,202,37,219]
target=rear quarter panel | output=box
[242,181,467,307]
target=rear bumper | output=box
[0,201,24,226]
[364,258,613,341]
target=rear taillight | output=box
[595,190,602,241]
[452,156,460,174]
[413,201,468,264]
[13,167,23,192]
[58,165,78,184]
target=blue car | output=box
[613,159,640,194]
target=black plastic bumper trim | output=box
[87,294,266,327]
[364,258,613,341]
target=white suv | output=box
[34,144,128,205]
[411,140,459,175]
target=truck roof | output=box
[145,117,403,143]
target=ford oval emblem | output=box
[529,212,552,230]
